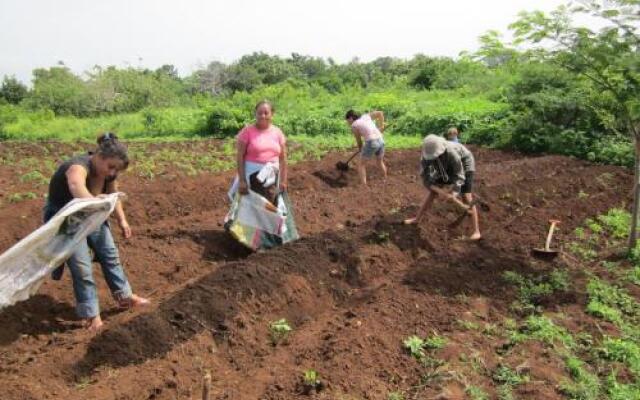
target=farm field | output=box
[0,141,637,400]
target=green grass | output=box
[559,356,600,400]
[1,86,506,141]
[509,315,576,350]
[8,192,39,203]
[492,365,529,386]
[465,385,489,400]
[19,170,48,185]
[502,269,569,314]
[586,278,640,326]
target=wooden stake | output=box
[202,371,212,400]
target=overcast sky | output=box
[1,0,572,83]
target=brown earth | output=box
[0,142,632,400]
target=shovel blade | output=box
[532,248,559,260]
[336,161,349,171]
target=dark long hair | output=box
[345,109,361,120]
[96,132,129,168]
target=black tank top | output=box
[47,154,104,209]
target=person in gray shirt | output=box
[404,134,482,241]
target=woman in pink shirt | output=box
[345,109,388,185]
[233,100,288,202]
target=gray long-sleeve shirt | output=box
[420,142,475,192]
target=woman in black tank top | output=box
[44,133,149,331]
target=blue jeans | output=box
[44,203,133,318]
[361,138,385,159]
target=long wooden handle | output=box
[544,222,558,251]
[346,150,360,163]
[429,185,470,212]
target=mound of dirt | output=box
[0,143,631,399]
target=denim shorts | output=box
[361,138,385,159]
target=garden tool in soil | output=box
[429,185,472,213]
[532,219,561,259]
[335,150,361,171]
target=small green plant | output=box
[629,241,640,266]
[373,230,390,244]
[8,191,38,203]
[19,170,48,185]
[303,369,318,386]
[269,318,292,345]
[598,337,640,375]
[586,300,623,325]
[578,190,589,199]
[559,357,600,400]
[466,385,489,400]
[627,267,640,286]
[509,315,575,350]
[568,242,598,261]
[585,218,603,234]
[403,335,425,360]
[586,278,640,326]
[457,319,480,331]
[497,385,515,400]
[597,208,630,240]
[602,261,620,271]
[502,269,569,314]
[300,369,324,395]
[387,391,404,400]
[492,365,529,386]
[424,333,448,350]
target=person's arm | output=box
[237,139,248,194]
[106,180,132,238]
[369,110,385,133]
[352,127,363,150]
[448,152,466,195]
[279,141,288,191]
[66,165,93,199]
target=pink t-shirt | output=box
[351,114,382,141]
[237,125,286,163]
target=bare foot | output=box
[119,294,150,309]
[404,217,418,225]
[85,315,104,332]
[469,232,482,241]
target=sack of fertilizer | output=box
[0,193,122,310]
[224,190,299,250]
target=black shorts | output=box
[460,171,474,194]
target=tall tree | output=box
[0,76,28,104]
[510,0,640,250]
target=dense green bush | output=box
[0,49,636,170]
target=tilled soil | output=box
[0,143,632,400]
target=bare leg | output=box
[358,157,368,185]
[464,193,482,240]
[377,156,388,181]
[404,189,437,224]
